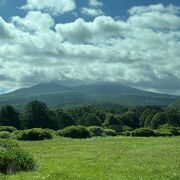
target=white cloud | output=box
[89,0,103,8]
[81,0,104,17]
[21,0,76,15]
[0,17,13,39]
[11,11,55,32]
[81,7,104,17]
[55,16,127,43]
[0,4,180,94]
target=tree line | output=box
[0,100,179,131]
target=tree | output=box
[121,111,139,129]
[151,112,167,129]
[0,105,20,128]
[103,113,123,132]
[55,109,75,129]
[139,108,157,127]
[164,108,180,127]
[22,101,58,129]
[77,113,102,127]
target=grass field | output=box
[0,136,180,180]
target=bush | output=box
[121,131,131,136]
[0,131,12,139]
[131,128,156,137]
[155,124,180,137]
[155,129,173,137]
[122,126,133,132]
[0,139,36,174]
[103,129,117,136]
[17,128,53,141]
[57,126,91,139]
[0,126,17,133]
[88,126,104,136]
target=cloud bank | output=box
[0,3,180,94]
[21,0,76,15]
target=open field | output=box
[0,136,180,180]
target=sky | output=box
[0,0,180,95]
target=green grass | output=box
[0,136,180,180]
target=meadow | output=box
[0,136,180,180]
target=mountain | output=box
[0,82,179,107]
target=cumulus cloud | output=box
[89,0,103,8]
[0,4,180,95]
[81,7,104,17]
[0,17,13,39]
[11,11,55,32]
[21,0,76,15]
[81,0,104,17]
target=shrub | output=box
[88,126,104,137]
[0,139,36,174]
[121,131,131,136]
[122,126,133,132]
[17,128,53,141]
[155,129,173,137]
[103,129,117,136]
[0,131,12,139]
[57,126,90,139]
[131,128,156,137]
[155,124,180,137]
[0,126,17,133]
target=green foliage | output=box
[121,111,139,129]
[164,108,180,127]
[151,112,167,129]
[22,101,58,130]
[121,131,131,136]
[17,128,53,141]
[103,129,117,136]
[122,126,133,132]
[1,136,179,179]
[0,126,17,133]
[131,128,156,137]
[77,113,102,127]
[0,105,20,129]
[55,110,75,129]
[139,108,157,127]
[0,140,36,174]
[88,126,104,136]
[155,124,180,137]
[57,126,91,139]
[0,131,12,139]
[103,113,122,132]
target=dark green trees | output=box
[121,111,139,129]
[0,105,20,129]
[55,110,75,129]
[22,101,58,129]
[103,113,122,132]
[77,113,102,127]
[151,112,167,129]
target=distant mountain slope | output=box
[8,83,69,95]
[0,82,179,106]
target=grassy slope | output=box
[0,137,180,180]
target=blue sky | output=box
[0,0,180,95]
[1,0,180,22]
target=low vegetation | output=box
[0,140,36,174]
[0,126,17,133]
[57,126,91,139]
[0,100,179,178]
[0,137,179,179]
[17,128,54,141]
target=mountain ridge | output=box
[0,82,179,106]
